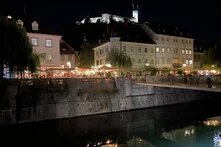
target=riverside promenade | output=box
[137,82,221,93]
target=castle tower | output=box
[132,3,139,23]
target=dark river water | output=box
[1,97,221,147]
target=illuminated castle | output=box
[78,3,139,24]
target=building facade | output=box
[142,23,194,70]
[60,39,78,69]
[28,32,62,71]
[93,37,156,70]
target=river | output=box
[1,97,221,147]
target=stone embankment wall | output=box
[0,78,219,124]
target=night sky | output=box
[2,0,221,45]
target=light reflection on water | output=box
[1,98,221,146]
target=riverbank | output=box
[0,78,221,125]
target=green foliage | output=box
[106,49,132,71]
[79,41,95,67]
[201,40,221,67]
[161,67,171,75]
[0,16,38,78]
[176,68,183,75]
[144,65,158,76]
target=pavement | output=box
[137,82,221,93]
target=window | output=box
[145,59,148,63]
[31,38,38,46]
[189,40,192,44]
[96,51,99,56]
[162,37,164,41]
[167,37,170,41]
[156,47,160,52]
[151,48,154,53]
[189,59,193,64]
[186,59,188,64]
[186,49,188,54]
[162,48,165,53]
[96,60,99,65]
[138,58,141,63]
[167,48,170,53]
[145,48,148,53]
[32,21,38,31]
[182,49,185,54]
[189,50,192,54]
[45,39,52,47]
[138,47,141,52]
[46,54,52,63]
[123,46,126,52]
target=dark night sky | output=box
[2,0,221,45]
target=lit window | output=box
[186,50,188,54]
[156,47,160,52]
[31,38,38,46]
[186,59,188,64]
[45,39,52,47]
[182,49,185,54]
[189,59,193,64]
[189,50,192,54]
[162,48,165,53]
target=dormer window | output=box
[32,21,39,31]
[17,19,23,26]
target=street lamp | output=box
[146,63,149,66]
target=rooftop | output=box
[145,22,192,38]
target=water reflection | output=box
[1,98,221,146]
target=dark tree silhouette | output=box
[0,16,38,78]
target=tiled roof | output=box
[109,22,155,44]
[16,16,60,35]
[145,22,192,38]
[60,39,76,55]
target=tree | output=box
[79,41,95,68]
[106,49,132,75]
[144,65,158,76]
[0,16,38,79]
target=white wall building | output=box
[142,23,194,70]
[93,37,156,70]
